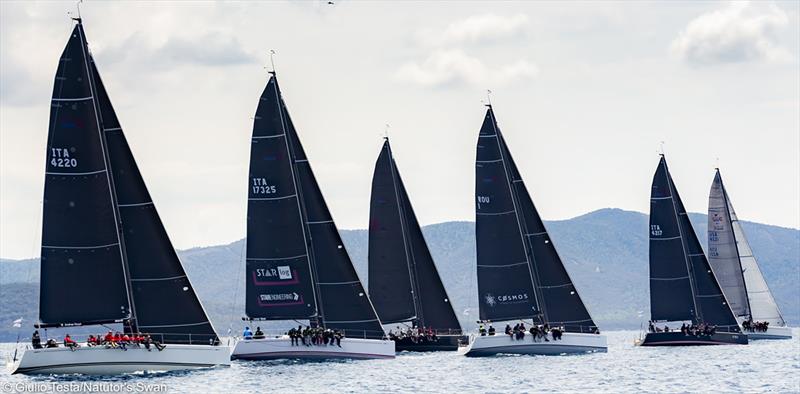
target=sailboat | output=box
[639,156,747,346]
[230,72,394,360]
[708,169,792,340]
[368,138,464,351]
[11,18,230,375]
[460,105,607,356]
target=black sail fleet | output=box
[368,138,463,351]
[14,18,228,376]
[232,72,394,360]
[464,105,606,356]
[640,156,746,346]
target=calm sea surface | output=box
[1,330,798,393]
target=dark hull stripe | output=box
[232,351,393,360]
[14,361,217,375]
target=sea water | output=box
[1,330,798,393]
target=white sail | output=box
[727,197,786,326]
[708,173,750,317]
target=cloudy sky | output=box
[1,1,798,259]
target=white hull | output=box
[745,325,793,340]
[10,344,230,375]
[459,332,607,357]
[231,336,395,360]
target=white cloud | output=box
[399,14,537,88]
[671,2,792,65]
[98,32,258,70]
[435,13,530,46]
[396,49,538,88]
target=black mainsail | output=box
[38,19,219,344]
[475,106,597,333]
[40,22,132,327]
[648,156,739,331]
[245,74,384,339]
[708,169,786,325]
[368,139,461,331]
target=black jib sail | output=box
[246,74,384,339]
[368,139,461,331]
[648,156,739,331]
[92,60,218,344]
[475,106,598,333]
[39,22,131,327]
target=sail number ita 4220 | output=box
[252,177,277,194]
[50,147,77,168]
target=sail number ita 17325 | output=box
[252,177,276,194]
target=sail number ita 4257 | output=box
[650,224,663,236]
[50,147,77,168]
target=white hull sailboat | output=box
[11,344,229,375]
[12,17,230,375]
[708,169,792,341]
[460,332,607,357]
[231,337,394,360]
[236,71,391,361]
[468,104,606,357]
[745,326,792,340]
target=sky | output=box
[1,1,798,259]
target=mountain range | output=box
[1,208,797,340]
